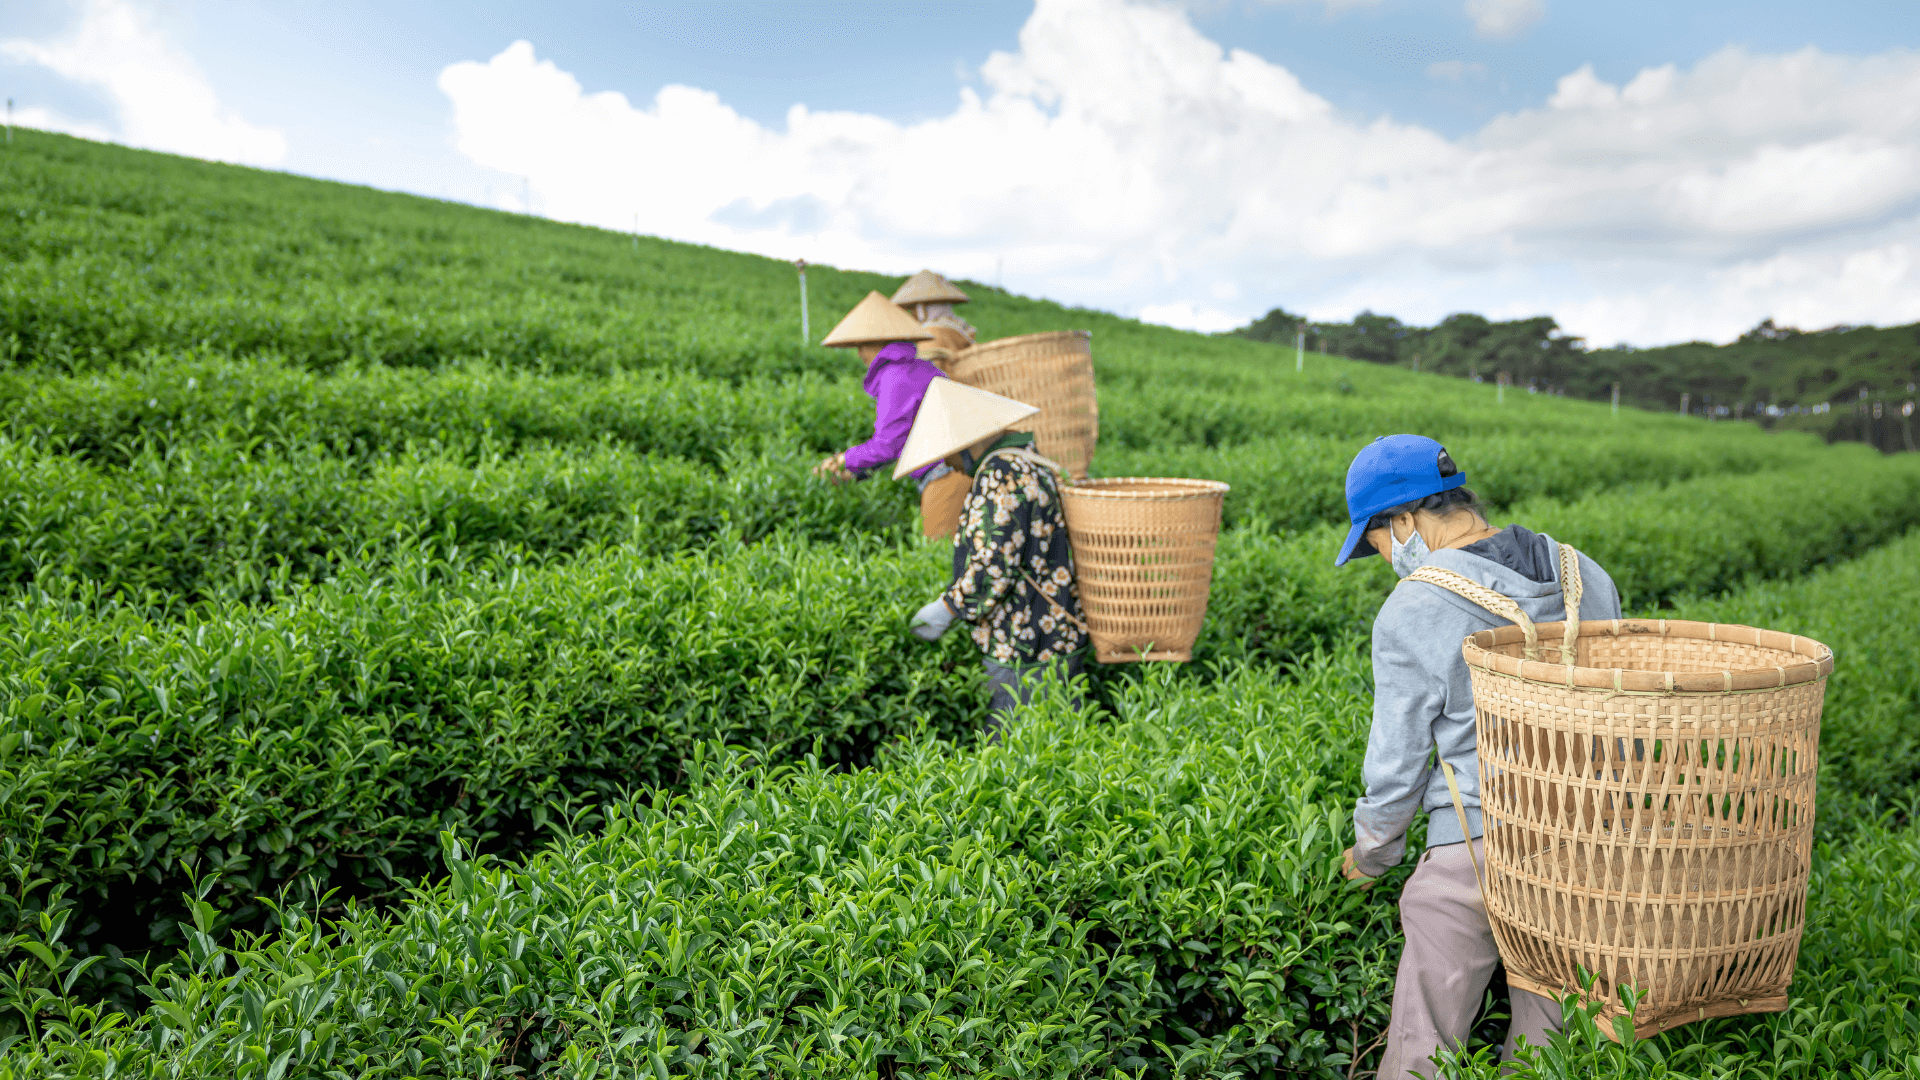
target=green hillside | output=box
[2,130,1917,1078]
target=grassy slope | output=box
[1,132,1917,1077]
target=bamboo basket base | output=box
[1495,835,1807,1035]
[1503,969,1787,1040]
[1093,646,1191,663]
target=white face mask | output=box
[1390,521,1430,578]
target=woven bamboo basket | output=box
[948,331,1098,479]
[1461,612,1832,1039]
[1060,478,1228,663]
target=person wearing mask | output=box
[899,379,1087,735]
[1333,434,1623,1080]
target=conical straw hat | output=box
[892,270,971,306]
[892,378,1039,479]
[822,291,934,347]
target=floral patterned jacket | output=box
[943,436,1087,665]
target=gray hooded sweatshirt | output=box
[1351,531,1622,877]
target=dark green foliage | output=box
[0,538,979,1000]
[7,535,1920,1077]
[1236,309,1585,388]
[2,129,1916,1078]
[0,661,1393,1078]
[5,453,1915,1022]
[0,433,917,607]
[1101,428,1827,535]
[1234,303,1919,451]
[1585,318,1920,413]
[0,357,873,470]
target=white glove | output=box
[909,598,957,642]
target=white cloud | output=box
[1,0,285,166]
[1138,300,1245,333]
[1464,0,1545,41]
[1427,60,1488,83]
[437,0,1920,345]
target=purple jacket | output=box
[843,342,946,479]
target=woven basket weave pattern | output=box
[948,331,1098,480]
[1061,478,1227,663]
[1464,620,1831,1038]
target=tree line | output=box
[1233,308,1920,452]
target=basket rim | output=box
[1462,618,1834,692]
[959,329,1092,354]
[1063,476,1231,501]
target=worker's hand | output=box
[909,597,957,642]
[812,452,853,483]
[1341,847,1377,889]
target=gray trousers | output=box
[1378,838,1561,1079]
[980,654,1083,741]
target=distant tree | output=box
[1315,310,1407,365]
[1232,306,1306,344]
[1225,303,1917,451]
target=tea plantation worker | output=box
[815,291,971,539]
[1331,434,1623,1080]
[899,379,1087,737]
[891,269,977,365]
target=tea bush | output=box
[0,434,917,606]
[4,130,1916,1078]
[5,456,1918,990]
[6,424,1863,613]
[1197,455,1920,669]
[0,661,1391,1078]
[1101,427,1834,534]
[0,358,871,471]
[0,130,1810,465]
[5,532,1919,1077]
[0,537,979,985]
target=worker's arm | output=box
[1350,610,1447,878]
[943,464,1021,622]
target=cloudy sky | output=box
[4,0,1918,345]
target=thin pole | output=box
[632,212,638,249]
[1295,328,1303,372]
[794,259,809,345]
[1497,373,1505,405]
[1612,381,1620,418]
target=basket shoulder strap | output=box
[1018,569,1089,633]
[1402,565,1542,661]
[1556,542,1585,664]
[977,446,1068,481]
[1437,757,1495,931]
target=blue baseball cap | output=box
[1334,435,1466,566]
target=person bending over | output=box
[899,380,1086,735]
[1333,435,1623,1079]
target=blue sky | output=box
[5,1,1919,345]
